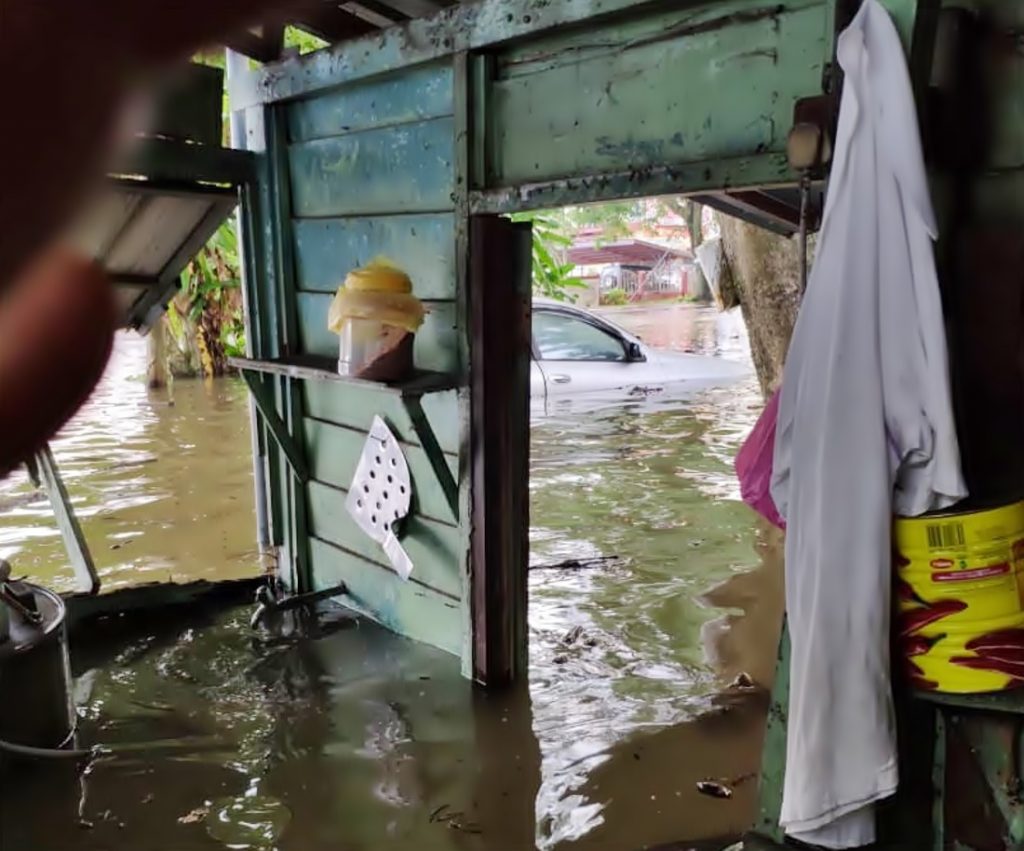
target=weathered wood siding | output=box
[288,63,462,657]
[243,61,465,659]
[484,1,830,187]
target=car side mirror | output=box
[626,341,645,362]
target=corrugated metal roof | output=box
[567,239,690,268]
[66,180,238,331]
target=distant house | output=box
[566,238,695,306]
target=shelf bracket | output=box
[239,370,310,484]
[403,395,459,522]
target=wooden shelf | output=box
[914,688,1024,715]
[228,355,461,397]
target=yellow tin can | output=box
[894,500,1024,693]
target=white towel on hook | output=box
[770,1,966,847]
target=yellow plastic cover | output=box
[327,258,426,334]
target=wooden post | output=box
[147,317,168,389]
[469,215,532,686]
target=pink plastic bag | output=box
[735,388,786,529]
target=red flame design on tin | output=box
[897,547,1024,689]
[895,575,965,691]
[951,629,1024,681]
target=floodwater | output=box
[0,304,784,851]
[0,332,261,590]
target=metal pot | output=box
[0,582,75,750]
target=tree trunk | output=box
[684,201,712,302]
[717,214,803,396]
[165,299,203,378]
[147,319,167,389]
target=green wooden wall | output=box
[289,64,463,656]
[483,1,830,188]
[239,61,467,660]
[237,0,834,671]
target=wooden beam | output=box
[340,0,404,27]
[469,215,531,687]
[66,577,263,632]
[293,8,377,43]
[127,276,181,332]
[231,0,671,109]
[470,153,796,216]
[111,138,257,187]
[691,189,806,237]
[34,445,100,595]
[224,26,284,63]
[373,0,443,18]
[239,370,310,484]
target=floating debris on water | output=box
[696,780,733,799]
[178,807,208,825]
[429,804,482,834]
[562,625,585,645]
[696,772,757,800]
[729,672,756,690]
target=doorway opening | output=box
[509,197,797,849]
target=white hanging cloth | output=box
[770,1,967,847]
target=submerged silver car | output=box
[530,300,750,407]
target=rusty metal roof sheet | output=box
[567,239,691,268]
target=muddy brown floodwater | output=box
[0,304,784,851]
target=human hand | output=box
[0,0,296,475]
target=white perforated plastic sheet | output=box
[345,416,414,579]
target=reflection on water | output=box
[0,305,784,850]
[528,305,779,849]
[597,303,750,364]
[0,333,261,590]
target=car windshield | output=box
[534,311,626,361]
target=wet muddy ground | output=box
[0,304,784,850]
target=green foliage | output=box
[165,218,247,375]
[184,221,238,312]
[284,27,329,55]
[220,310,247,359]
[601,287,628,306]
[567,200,641,242]
[509,212,586,302]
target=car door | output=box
[533,307,636,395]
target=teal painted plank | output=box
[295,291,460,374]
[233,0,686,110]
[288,63,453,142]
[288,117,455,217]
[292,214,455,299]
[302,383,460,456]
[306,480,462,598]
[488,2,828,185]
[302,417,458,524]
[310,537,462,658]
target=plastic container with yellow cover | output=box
[327,259,425,381]
[895,500,1024,693]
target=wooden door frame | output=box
[469,214,532,686]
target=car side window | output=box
[533,311,627,361]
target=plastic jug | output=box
[327,259,425,381]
